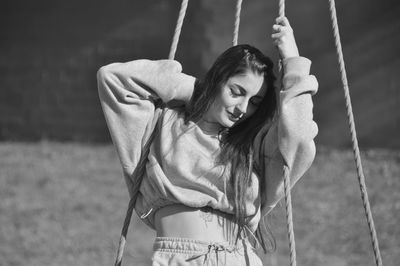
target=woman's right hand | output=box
[271,16,299,59]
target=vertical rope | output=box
[327,1,383,265]
[168,0,189,60]
[278,0,285,17]
[114,198,135,266]
[114,1,189,263]
[232,0,243,46]
[283,166,297,266]
[114,116,162,266]
[278,1,297,266]
[277,0,285,72]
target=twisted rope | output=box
[278,1,297,266]
[114,116,161,266]
[114,2,189,262]
[278,0,285,17]
[283,166,297,266]
[277,0,285,72]
[168,0,189,60]
[328,1,383,265]
[115,198,135,266]
[232,0,243,46]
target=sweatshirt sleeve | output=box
[97,59,195,192]
[254,56,319,216]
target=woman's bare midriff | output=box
[154,204,238,243]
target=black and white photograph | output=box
[1,0,399,265]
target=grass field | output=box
[0,142,399,266]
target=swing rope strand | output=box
[169,0,189,60]
[114,1,189,263]
[283,166,297,266]
[233,0,243,46]
[114,198,135,266]
[278,0,285,17]
[328,0,382,265]
[114,116,161,266]
[278,1,297,266]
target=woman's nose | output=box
[236,100,248,114]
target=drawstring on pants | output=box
[187,242,238,266]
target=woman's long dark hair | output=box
[185,44,277,252]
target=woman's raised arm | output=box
[97,59,195,188]
[255,17,319,215]
[257,56,318,215]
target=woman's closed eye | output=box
[229,87,243,97]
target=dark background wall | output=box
[1,0,399,147]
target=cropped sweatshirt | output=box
[97,56,318,233]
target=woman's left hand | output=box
[271,17,299,59]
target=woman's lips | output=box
[227,111,241,121]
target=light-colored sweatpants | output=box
[151,237,263,266]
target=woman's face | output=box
[204,71,267,129]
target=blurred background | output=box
[1,0,399,265]
[1,0,399,147]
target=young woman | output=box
[97,17,318,265]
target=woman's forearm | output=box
[260,56,318,214]
[98,59,195,105]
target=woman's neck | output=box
[197,118,223,136]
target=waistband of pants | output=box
[153,236,244,254]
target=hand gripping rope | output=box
[276,1,298,265]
